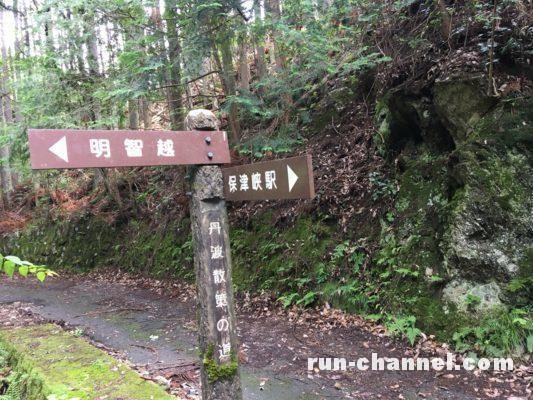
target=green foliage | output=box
[222,94,275,123]
[274,236,379,313]
[369,172,398,201]
[386,315,423,346]
[319,242,379,312]
[236,132,304,159]
[231,215,333,294]
[339,49,391,76]
[222,0,395,136]
[279,290,319,308]
[508,277,533,293]
[0,371,24,400]
[429,275,444,283]
[507,276,533,308]
[278,292,300,308]
[452,308,533,357]
[375,233,401,269]
[0,254,55,282]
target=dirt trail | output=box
[0,276,529,399]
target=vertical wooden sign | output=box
[186,110,242,400]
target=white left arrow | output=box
[287,165,299,192]
[49,136,69,162]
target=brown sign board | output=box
[27,129,231,169]
[222,155,315,201]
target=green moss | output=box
[1,215,117,271]
[202,344,238,383]
[1,214,194,279]
[374,94,421,158]
[1,324,174,400]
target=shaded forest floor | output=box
[0,272,530,400]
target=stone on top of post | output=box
[185,109,219,131]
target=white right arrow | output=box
[49,136,69,163]
[287,165,299,192]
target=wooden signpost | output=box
[185,110,242,400]
[26,110,315,400]
[222,155,314,201]
[27,129,231,169]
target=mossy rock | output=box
[375,93,455,159]
[443,94,532,285]
[433,80,498,141]
[374,84,532,324]
[444,147,531,282]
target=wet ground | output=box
[0,275,529,399]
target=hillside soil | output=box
[0,273,530,400]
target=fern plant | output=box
[0,341,46,400]
[386,315,423,346]
[0,372,24,400]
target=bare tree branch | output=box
[154,70,222,90]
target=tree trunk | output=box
[105,22,116,70]
[86,20,100,76]
[13,0,22,58]
[237,34,250,91]
[164,0,185,130]
[128,99,139,130]
[218,39,241,144]
[22,0,31,57]
[435,0,452,43]
[265,0,285,71]
[44,6,54,55]
[253,1,267,80]
[0,143,13,208]
[264,0,292,124]
[0,14,14,204]
[140,97,152,129]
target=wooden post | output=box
[186,110,242,400]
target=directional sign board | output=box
[222,155,315,201]
[28,129,231,169]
